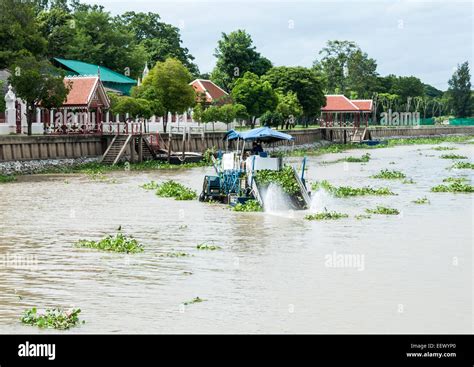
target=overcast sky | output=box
[83,0,473,90]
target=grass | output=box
[365,206,400,215]
[440,154,468,160]
[255,166,299,194]
[431,182,474,193]
[20,308,83,330]
[155,180,197,200]
[452,162,474,170]
[196,243,222,251]
[432,146,458,151]
[0,174,16,183]
[75,232,144,253]
[183,297,206,306]
[312,180,396,197]
[442,177,469,183]
[305,210,349,220]
[233,200,263,212]
[412,197,430,204]
[371,169,406,179]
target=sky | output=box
[83,0,473,90]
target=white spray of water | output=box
[310,188,333,212]
[263,183,292,215]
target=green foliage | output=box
[259,110,283,128]
[412,197,430,204]
[203,147,216,165]
[0,175,16,183]
[76,232,144,253]
[140,180,160,190]
[210,29,272,90]
[305,210,349,220]
[183,297,206,306]
[431,182,474,193]
[255,166,299,194]
[365,206,400,215]
[440,154,468,160]
[159,251,190,258]
[275,91,303,129]
[312,180,395,197]
[233,200,263,212]
[155,180,197,200]
[452,162,474,169]
[448,61,472,117]
[111,96,160,120]
[432,146,458,151]
[371,169,406,179]
[442,177,468,183]
[355,214,372,220]
[231,72,278,126]
[196,243,221,251]
[402,178,416,184]
[344,153,371,163]
[21,308,83,330]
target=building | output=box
[321,95,373,127]
[53,58,137,96]
[189,79,230,105]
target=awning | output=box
[224,126,294,143]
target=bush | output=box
[76,233,144,253]
[155,180,197,200]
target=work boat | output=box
[199,126,311,210]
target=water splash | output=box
[310,188,333,212]
[263,183,292,214]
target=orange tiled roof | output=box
[63,77,98,106]
[322,95,372,112]
[190,79,228,103]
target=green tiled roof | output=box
[54,58,137,85]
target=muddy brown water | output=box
[0,142,472,333]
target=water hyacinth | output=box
[155,180,197,200]
[412,197,430,204]
[305,211,349,220]
[440,154,468,160]
[452,162,474,170]
[183,297,206,306]
[255,166,300,194]
[312,180,395,197]
[365,206,400,215]
[196,243,221,251]
[0,175,16,183]
[76,233,144,253]
[233,200,263,212]
[20,308,83,330]
[371,169,406,179]
[431,182,474,193]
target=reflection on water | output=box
[0,143,472,334]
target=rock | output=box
[0,157,100,175]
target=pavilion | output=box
[321,95,373,128]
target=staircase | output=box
[138,137,157,160]
[101,135,132,165]
[349,127,367,143]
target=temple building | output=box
[321,95,374,128]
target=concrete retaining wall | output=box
[368,126,474,138]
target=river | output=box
[0,142,472,333]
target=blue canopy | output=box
[224,127,294,143]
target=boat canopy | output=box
[224,127,294,143]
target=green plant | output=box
[76,233,144,253]
[402,178,416,184]
[365,206,400,215]
[0,175,16,183]
[355,214,372,220]
[440,154,468,160]
[203,147,216,164]
[183,297,206,306]
[344,153,371,163]
[305,210,349,220]
[312,180,395,197]
[432,146,458,151]
[431,182,474,193]
[452,162,474,170]
[371,169,406,179]
[233,200,263,212]
[255,166,299,194]
[412,197,430,204]
[20,308,83,330]
[442,177,468,183]
[140,180,160,190]
[196,243,222,251]
[155,180,197,200]
[159,252,191,258]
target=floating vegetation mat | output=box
[312,180,396,197]
[440,154,468,160]
[159,252,191,258]
[442,177,469,183]
[432,146,458,151]
[305,211,349,220]
[255,166,299,194]
[233,200,263,212]
[371,169,406,179]
[451,162,474,170]
[412,197,430,204]
[76,232,144,253]
[355,214,372,220]
[402,178,416,184]
[0,175,16,183]
[322,153,371,164]
[20,308,83,330]
[365,206,400,215]
[183,297,206,306]
[431,182,474,193]
[196,243,222,251]
[155,180,197,200]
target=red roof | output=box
[190,79,228,103]
[322,95,372,112]
[63,76,110,108]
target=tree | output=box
[192,102,204,125]
[9,56,69,135]
[218,104,238,130]
[275,91,303,129]
[37,6,76,58]
[111,96,156,121]
[201,105,221,131]
[345,50,379,98]
[263,66,325,123]
[134,58,195,132]
[210,30,272,91]
[0,79,5,112]
[259,110,283,128]
[231,72,278,128]
[392,76,424,102]
[116,12,199,76]
[448,61,472,117]
[0,0,47,68]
